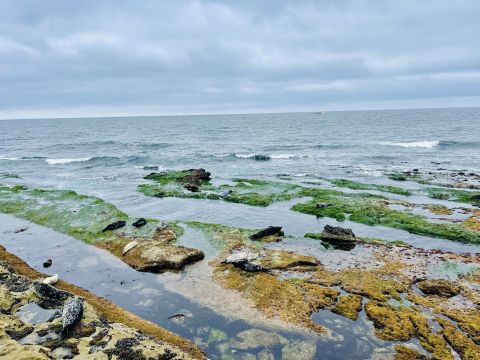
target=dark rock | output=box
[182,168,211,185]
[232,261,268,273]
[14,228,28,233]
[32,282,71,302]
[43,259,53,268]
[6,326,34,340]
[221,190,232,198]
[320,225,356,245]
[253,154,270,161]
[470,194,480,204]
[250,226,283,240]
[102,221,126,232]
[132,218,147,228]
[184,183,199,192]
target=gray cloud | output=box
[0,0,479,118]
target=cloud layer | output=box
[0,0,479,118]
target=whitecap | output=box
[45,157,92,165]
[377,141,439,148]
[0,156,19,161]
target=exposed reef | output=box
[0,185,204,272]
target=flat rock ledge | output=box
[98,240,205,272]
[0,245,206,360]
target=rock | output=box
[253,154,270,161]
[230,329,287,350]
[60,297,84,338]
[42,274,58,285]
[249,226,283,240]
[102,220,126,232]
[122,241,138,255]
[224,252,258,264]
[132,218,147,228]
[470,194,480,204]
[320,225,356,244]
[14,228,28,233]
[416,279,461,298]
[156,221,168,232]
[184,183,199,192]
[124,242,205,272]
[233,262,267,273]
[32,282,70,302]
[281,341,317,360]
[43,259,52,268]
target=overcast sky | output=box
[0,0,479,119]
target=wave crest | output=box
[377,141,439,148]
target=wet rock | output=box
[6,326,34,340]
[320,225,356,246]
[253,154,270,161]
[60,297,83,339]
[124,241,205,272]
[233,262,267,273]
[102,220,126,232]
[416,279,461,298]
[32,282,71,302]
[331,294,363,320]
[132,218,147,228]
[221,190,232,198]
[470,194,480,205]
[249,226,283,241]
[281,341,317,360]
[230,329,287,350]
[14,227,28,233]
[43,259,52,268]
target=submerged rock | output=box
[230,329,287,350]
[416,279,461,298]
[42,259,52,268]
[249,226,283,241]
[132,218,147,228]
[102,220,126,232]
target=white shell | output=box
[122,241,138,255]
[225,252,258,264]
[43,274,59,285]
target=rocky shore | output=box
[0,245,205,359]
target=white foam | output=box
[0,157,19,161]
[377,141,439,148]
[45,157,91,165]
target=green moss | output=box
[292,188,480,244]
[139,171,302,207]
[0,185,161,244]
[427,187,480,205]
[329,178,411,196]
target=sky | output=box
[0,0,479,119]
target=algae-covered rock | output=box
[394,345,427,360]
[331,294,362,320]
[0,185,204,273]
[281,341,317,360]
[364,301,415,341]
[416,279,461,298]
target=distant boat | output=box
[313,109,327,115]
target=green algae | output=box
[292,188,480,244]
[426,187,480,205]
[139,170,303,207]
[0,185,165,243]
[328,178,411,196]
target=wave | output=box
[0,156,20,161]
[45,157,92,165]
[377,141,439,148]
[214,153,309,161]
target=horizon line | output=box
[0,105,478,122]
